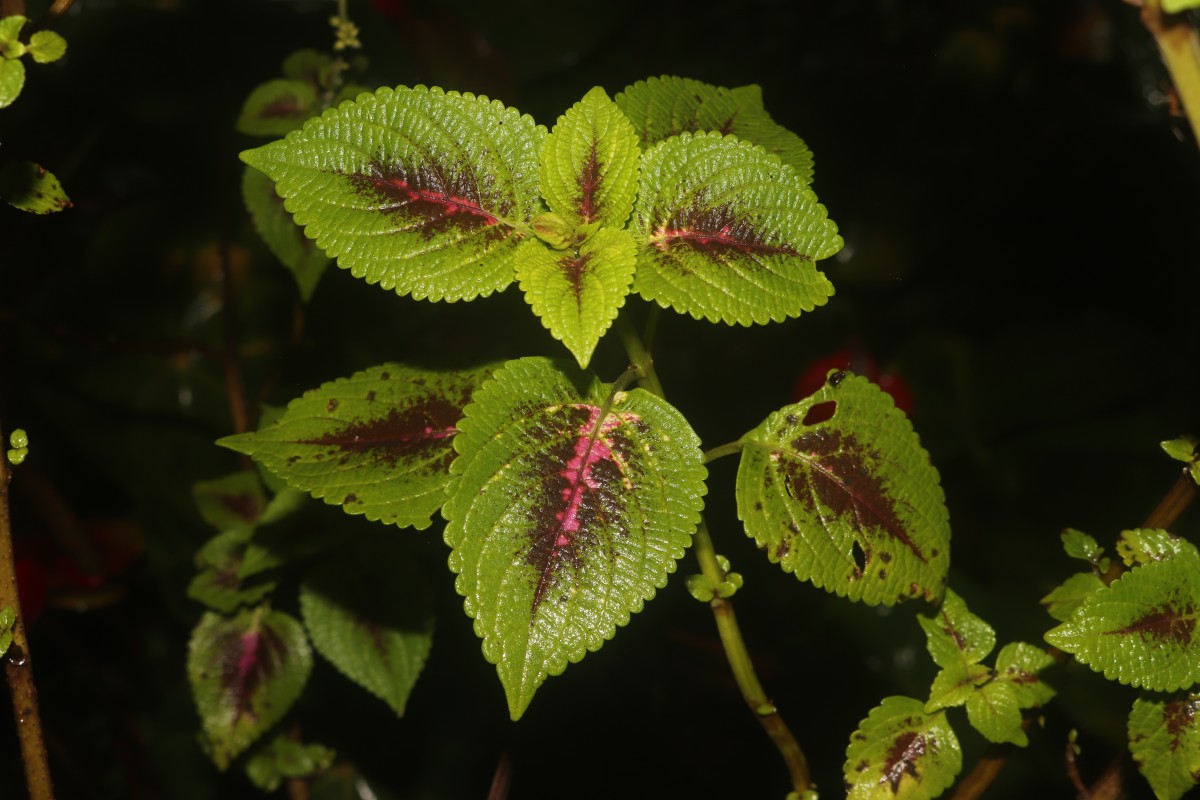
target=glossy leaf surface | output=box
[844,696,961,800]
[515,228,637,367]
[737,372,950,605]
[188,607,312,769]
[1129,693,1200,800]
[442,357,706,718]
[241,85,546,302]
[539,85,640,230]
[614,75,815,180]
[630,131,841,325]
[1046,544,1200,691]
[218,363,496,530]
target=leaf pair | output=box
[219,357,708,719]
[240,77,843,367]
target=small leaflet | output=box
[187,607,312,770]
[844,696,961,800]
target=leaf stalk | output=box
[0,422,56,800]
[615,312,812,796]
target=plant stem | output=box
[703,441,745,464]
[1139,0,1200,147]
[0,423,56,800]
[615,313,812,796]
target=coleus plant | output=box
[182,70,1200,799]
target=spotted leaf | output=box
[217,363,498,530]
[1129,692,1200,800]
[630,131,841,325]
[737,372,950,605]
[844,696,961,800]
[240,85,546,302]
[187,607,312,770]
[1045,547,1200,692]
[442,357,706,719]
[515,228,637,368]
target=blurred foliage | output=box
[1,0,1198,797]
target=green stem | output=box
[704,441,745,465]
[615,313,812,796]
[0,423,56,800]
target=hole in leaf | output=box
[802,401,836,426]
[851,539,867,575]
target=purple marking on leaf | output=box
[297,397,461,471]
[1165,698,1198,744]
[349,163,505,239]
[237,630,260,681]
[524,405,640,616]
[221,492,262,522]
[652,201,798,259]
[559,251,592,305]
[215,623,284,724]
[784,428,925,566]
[882,729,925,792]
[1109,603,1196,645]
[576,144,602,224]
[259,95,306,119]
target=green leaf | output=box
[442,357,706,719]
[515,228,637,367]
[737,372,950,605]
[0,57,22,108]
[1045,549,1200,691]
[299,538,434,716]
[630,131,841,325]
[26,30,66,64]
[187,607,312,770]
[217,363,497,530]
[242,166,330,300]
[539,85,640,230]
[926,662,991,713]
[0,161,71,213]
[193,472,267,533]
[1164,0,1200,13]
[1162,435,1200,485]
[0,16,25,58]
[1041,572,1106,622]
[844,696,961,800]
[966,680,1026,745]
[919,589,995,669]
[237,78,318,137]
[1129,693,1200,800]
[614,75,815,180]
[281,48,334,84]
[240,85,546,302]
[994,641,1057,708]
[244,731,335,793]
[0,606,14,658]
[1061,527,1105,564]
[1118,528,1199,567]
[187,529,277,613]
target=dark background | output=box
[2,0,1198,797]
